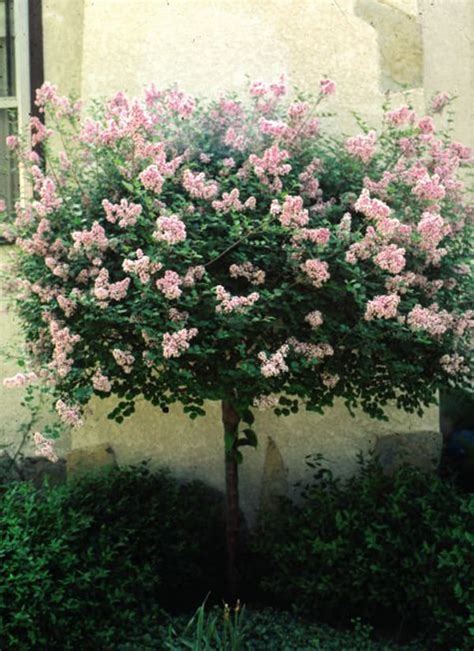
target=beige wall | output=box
[74,395,438,522]
[1,0,471,517]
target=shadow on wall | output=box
[355,0,423,91]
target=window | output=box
[0,0,30,236]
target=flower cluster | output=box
[102,199,143,228]
[229,262,266,285]
[345,131,377,164]
[153,215,187,245]
[215,286,260,313]
[365,294,401,320]
[301,259,331,288]
[258,345,289,378]
[162,327,198,359]
[34,432,59,463]
[3,371,38,389]
[55,399,83,428]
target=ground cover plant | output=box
[119,603,427,650]
[3,77,473,593]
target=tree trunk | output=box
[221,399,241,602]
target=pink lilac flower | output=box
[337,213,352,238]
[430,92,451,114]
[249,144,291,181]
[375,216,402,239]
[258,118,289,138]
[417,116,436,134]
[212,188,243,213]
[166,89,196,118]
[56,294,76,317]
[407,303,453,337]
[153,215,187,244]
[182,265,205,288]
[56,399,84,428]
[288,338,334,361]
[123,251,162,284]
[440,353,468,375]
[452,310,474,337]
[386,106,416,126]
[33,177,63,217]
[6,135,19,150]
[156,270,182,300]
[92,368,112,393]
[215,285,260,313]
[229,262,265,286]
[345,131,377,164]
[35,81,80,117]
[182,169,219,200]
[112,348,135,373]
[30,116,53,147]
[300,259,330,288]
[17,218,51,257]
[305,310,324,328]
[249,80,269,97]
[320,79,336,96]
[412,174,446,201]
[72,222,109,252]
[321,372,340,388]
[162,327,198,358]
[354,189,391,220]
[49,320,80,378]
[398,137,417,157]
[365,294,401,320]
[102,199,143,227]
[244,196,257,210]
[298,159,322,199]
[374,245,406,274]
[253,394,279,410]
[258,345,289,377]
[93,268,130,304]
[3,371,38,388]
[33,432,58,463]
[416,211,448,249]
[224,127,248,151]
[288,101,310,120]
[108,277,131,301]
[45,257,70,280]
[139,164,164,194]
[293,228,330,246]
[277,195,309,228]
[169,307,189,322]
[270,74,287,97]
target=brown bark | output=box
[221,399,241,602]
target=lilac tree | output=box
[4,79,472,595]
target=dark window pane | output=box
[0,1,15,97]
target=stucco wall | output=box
[1,0,471,517]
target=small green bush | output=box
[0,465,226,650]
[252,456,474,651]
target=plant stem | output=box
[221,399,241,602]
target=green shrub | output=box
[0,465,226,650]
[251,456,474,651]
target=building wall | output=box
[1,0,471,518]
